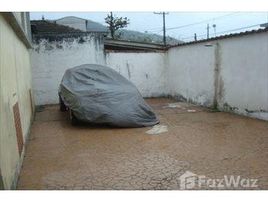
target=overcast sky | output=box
[30,12,268,41]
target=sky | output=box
[30,12,268,41]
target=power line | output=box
[180,23,263,41]
[145,12,239,32]
[165,12,239,31]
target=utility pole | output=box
[207,24,210,39]
[154,12,169,46]
[212,24,217,37]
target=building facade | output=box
[55,16,108,34]
[0,12,34,189]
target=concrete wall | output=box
[31,35,105,105]
[0,13,33,189]
[106,52,167,97]
[167,43,215,107]
[13,12,31,41]
[167,32,268,120]
[31,35,167,105]
[31,29,268,121]
[217,33,268,120]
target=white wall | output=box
[31,31,268,121]
[31,35,105,105]
[218,33,268,120]
[167,43,215,107]
[31,35,167,105]
[106,52,167,97]
[167,32,268,121]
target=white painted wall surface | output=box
[106,52,167,97]
[166,32,268,120]
[31,35,105,105]
[218,33,268,120]
[31,31,268,121]
[167,43,215,107]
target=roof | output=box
[2,12,32,48]
[31,20,84,35]
[55,16,87,22]
[169,27,268,48]
[55,16,108,33]
[104,38,166,52]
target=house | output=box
[54,16,108,35]
[0,12,34,189]
[104,38,166,51]
[30,19,86,41]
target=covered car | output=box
[58,64,159,127]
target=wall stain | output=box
[223,103,238,112]
[126,62,131,79]
[173,94,187,102]
[33,35,100,52]
[218,76,225,103]
[245,109,268,113]
[213,42,224,110]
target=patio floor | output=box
[17,98,268,189]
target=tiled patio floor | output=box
[18,98,268,189]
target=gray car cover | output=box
[59,64,159,127]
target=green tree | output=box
[105,12,129,39]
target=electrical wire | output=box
[180,23,263,41]
[166,12,240,31]
[144,12,240,32]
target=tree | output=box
[105,12,129,39]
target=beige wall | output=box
[0,13,33,189]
